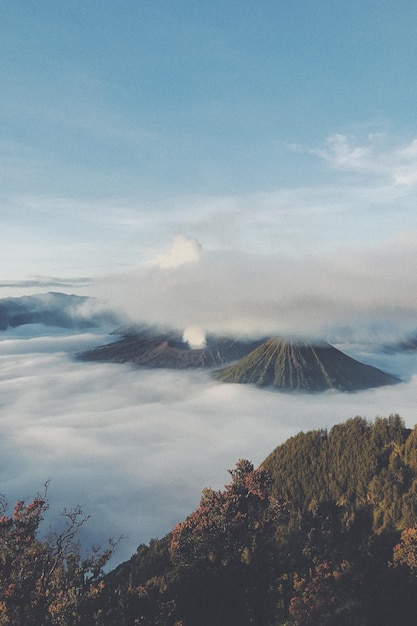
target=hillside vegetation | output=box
[3,415,417,624]
[263,414,417,531]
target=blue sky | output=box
[3,0,417,196]
[2,1,417,339]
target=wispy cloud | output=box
[312,133,417,186]
[312,133,381,174]
[0,276,93,290]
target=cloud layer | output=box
[90,226,417,346]
[1,327,417,567]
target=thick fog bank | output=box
[0,329,416,566]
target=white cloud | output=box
[0,276,93,290]
[156,234,203,269]
[312,132,417,188]
[91,228,417,345]
[313,133,377,173]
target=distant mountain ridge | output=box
[215,337,399,391]
[0,292,120,330]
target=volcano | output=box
[215,338,400,392]
[78,328,263,369]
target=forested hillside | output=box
[3,416,417,625]
[263,414,417,532]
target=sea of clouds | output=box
[1,325,417,567]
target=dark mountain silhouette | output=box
[0,292,121,331]
[215,337,399,391]
[79,328,264,369]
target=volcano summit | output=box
[215,337,400,392]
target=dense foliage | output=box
[263,414,414,531]
[0,485,116,625]
[5,415,417,624]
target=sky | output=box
[1,1,417,341]
[2,1,417,565]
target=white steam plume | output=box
[183,325,207,349]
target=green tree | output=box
[0,486,116,626]
[169,459,287,625]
